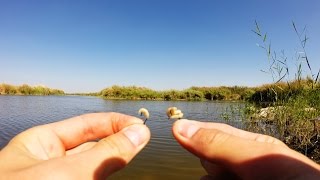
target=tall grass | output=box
[98,85,257,101]
[0,84,65,96]
[100,86,160,100]
[248,21,320,162]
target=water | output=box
[0,96,244,179]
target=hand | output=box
[0,112,150,180]
[172,119,320,180]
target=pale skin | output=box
[0,113,320,179]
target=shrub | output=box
[0,84,64,96]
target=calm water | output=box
[0,96,244,179]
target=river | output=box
[0,96,244,179]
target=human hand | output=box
[172,119,320,180]
[0,112,150,180]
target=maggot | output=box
[170,113,183,119]
[138,108,149,124]
[166,107,177,118]
[166,107,183,119]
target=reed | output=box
[245,21,320,162]
[0,84,65,96]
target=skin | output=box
[172,119,320,180]
[1,113,320,179]
[0,113,150,180]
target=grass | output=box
[0,84,65,96]
[244,88,320,162]
[98,85,255,101]
[241,21,320,162]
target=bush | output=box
[0,84,17,95]
[0,84,64,96]
[18,84,34,95]
[182,89,204,101]
[101,86,160,100]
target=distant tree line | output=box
[99,79,319,102]
[0,84,65,95]
[99,85,256,101]
[2,79,318,102]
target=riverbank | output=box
[2,81,320,162]
[2,79,319,103]
[85,79,320,103]
[242,81,320,162]
[0,84,65,96]
[97,85,253,101]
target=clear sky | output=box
[0,0,319,93]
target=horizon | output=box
[0,78,314,94]
[1,1,320,93]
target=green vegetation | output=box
[244,85,320,162]
[100,86,159,100]
[242,21,320,162]
[249,78,319,103]
[0,84,65,95]
[98,85,256,101]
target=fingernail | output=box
[123,125,148,147]
[178,121,199,138]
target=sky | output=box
[0,0,319,93]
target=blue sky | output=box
[0,0,319,93]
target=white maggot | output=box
[166,107,183,119]
[170,113,183,119]
[166,107,177,118]
[138,108,149,124]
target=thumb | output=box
[172,120,287,167]
[66,124,150,179]
[172,120,320,180]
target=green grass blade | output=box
[252,30,261,37]
[263,33,267,42]
[316,68,320,82]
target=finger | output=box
[66,142,97,155]
[200,159,240,180]
[64,124,150,179]
[45,112,143,149]
[200,159,227,176]
[178,119,286,146]
[172,120,288,167]
[173,120,320,179]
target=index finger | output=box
[45,112,143,149]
